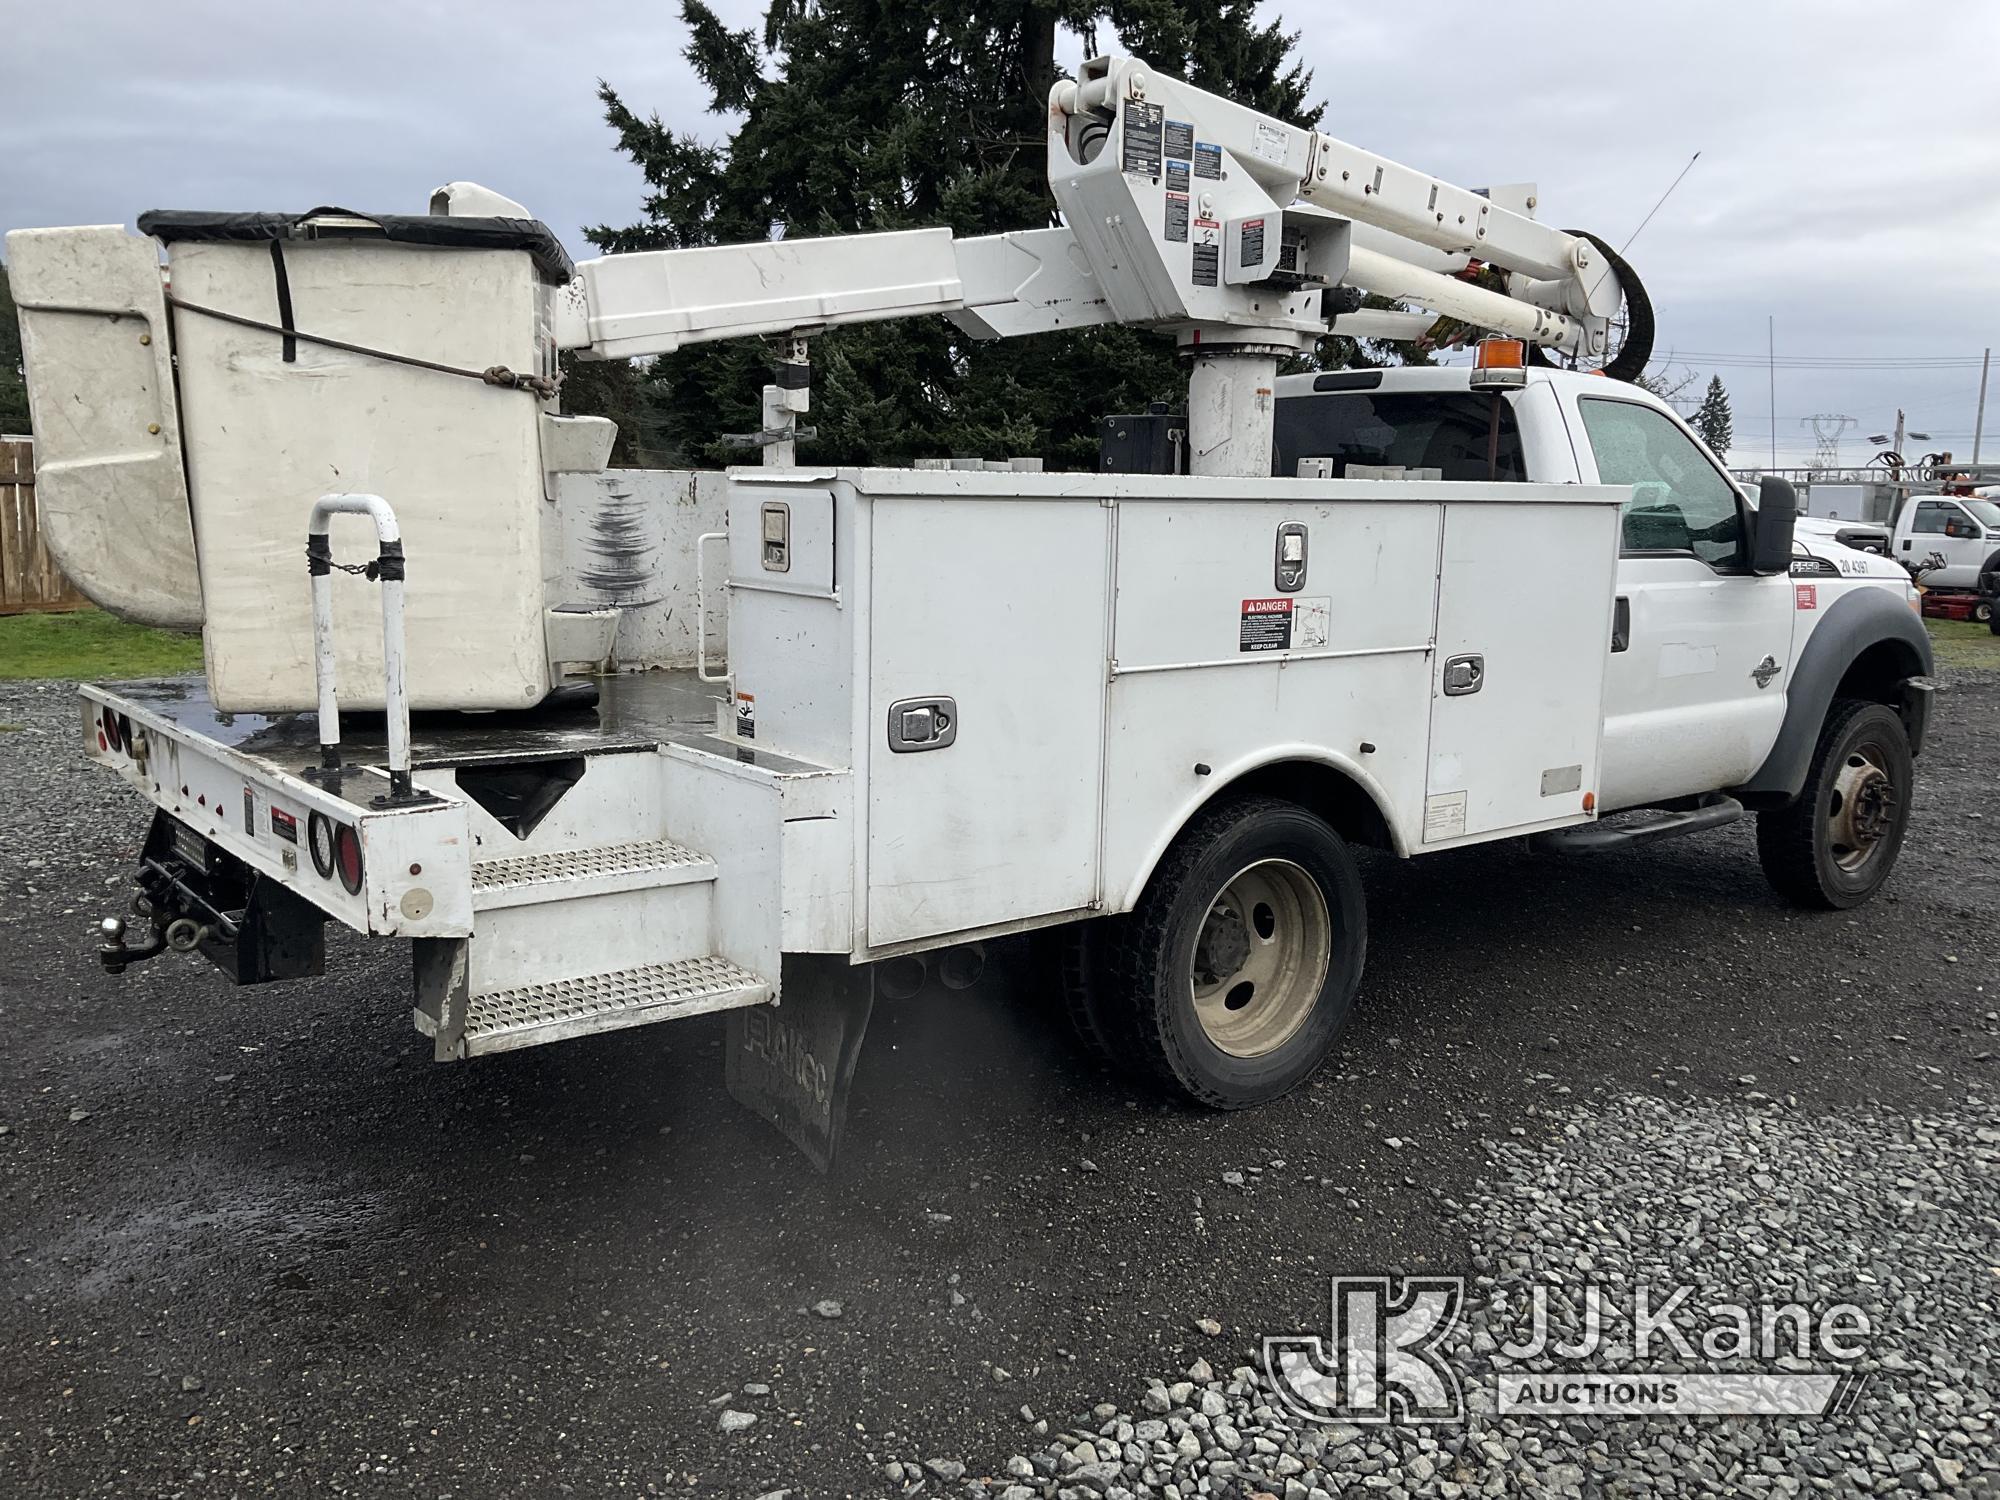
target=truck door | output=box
[1900,498,1994,588]
[1569,395,1796,811]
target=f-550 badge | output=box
[1751,655,1781,688]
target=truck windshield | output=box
[1272,391,1525,481]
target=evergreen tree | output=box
[1691,374,1733,457]
[0,265,30,434]
[579,1,1418,469]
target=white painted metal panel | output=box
[1422,501,1619,842]
[1113,498,1441,668]
[864,496,1109,945]
[1101,652,1434,908]
[4,226,203,628]
[169,239,551,712]
[551,469,729,669]
[727,483,836,597]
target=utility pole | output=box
[1893,408,1905,463]
[1975,347,1990,463]
[1767,316,1777,468]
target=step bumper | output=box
[417,953,772,1058]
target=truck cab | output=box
[1274,364,1930,825]
[1893,491,2000,591]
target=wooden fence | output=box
[1,437,88,614]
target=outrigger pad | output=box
[725,955,875,1173]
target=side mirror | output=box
[1748,476,1797,576]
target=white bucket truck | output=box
[7,58,1932,1164]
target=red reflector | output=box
[333,823,364,894]
[101,711,122,752]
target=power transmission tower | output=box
[1800,413,1855,470]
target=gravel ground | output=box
[2,670,1997,1497]
[951,1092,1998,1499]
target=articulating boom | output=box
[551,53,1645,475]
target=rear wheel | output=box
[1076,795,1366,1107]
[1756,700,1913,909]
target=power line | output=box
[1663,348,1988,369]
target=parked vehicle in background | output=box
[1794,515,1891,557]
[1892,491,2000,604]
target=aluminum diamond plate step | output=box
[443,955,771,1056]
[471,838,715,910]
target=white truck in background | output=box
[6,54,1935,1165]
[1890,488,2000,621]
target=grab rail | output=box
[306,493,418,805]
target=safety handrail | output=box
[306,492,417,805]
[696,530,730,685]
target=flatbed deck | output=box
[89,669,832,806]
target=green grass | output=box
[0,609,203,680]
[1927,617,2000,672]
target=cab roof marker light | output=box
[1470,336,1528,390]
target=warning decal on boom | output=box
[1121,101,1165,177]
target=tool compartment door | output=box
[1422,500,1619,845]
[864,496,1108,947]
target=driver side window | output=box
[1580,398,1743,566]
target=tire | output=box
[1756,699,1913,910]
[1079,795,1366,1108]
[1975,599,1994,625]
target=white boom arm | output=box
[551,53,1640,474]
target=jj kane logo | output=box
[1266,1276,1872,1424]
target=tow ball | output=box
[96,913,168,975]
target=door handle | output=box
[1442,654,1484,695]
[1611,597,1630,653]
[888,696,958,752]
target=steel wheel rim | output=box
[1189,858,1332,1058]
[1827,743,1898,874]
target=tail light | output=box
[308,811,337,879]
[332,822,365,894]
[101,710,123,753]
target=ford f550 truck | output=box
[7,53,1933,1164]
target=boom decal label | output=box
[1164,192,1189,242]
[1240,596,1294,651]
[1164,119,1194,159]
[1192,240,1220,287]
[735,691,757,740]
[1193,142,1223,179]
[1165,159,1190,193]
[1239,216,1266,269]
[1121,101,1165,177]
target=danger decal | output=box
[1239,597,1294,652]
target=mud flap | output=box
[725,954,875,1172]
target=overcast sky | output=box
[6,1,1996,467]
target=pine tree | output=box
[0,265,30,434]
[579,1,1417,468]
[1691,375,1733,457]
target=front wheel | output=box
[1756,700,1913,910]
[1078,795,1366,1107]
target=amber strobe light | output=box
[1469,337,1528,391]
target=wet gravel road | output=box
[2,671,1995,1498]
